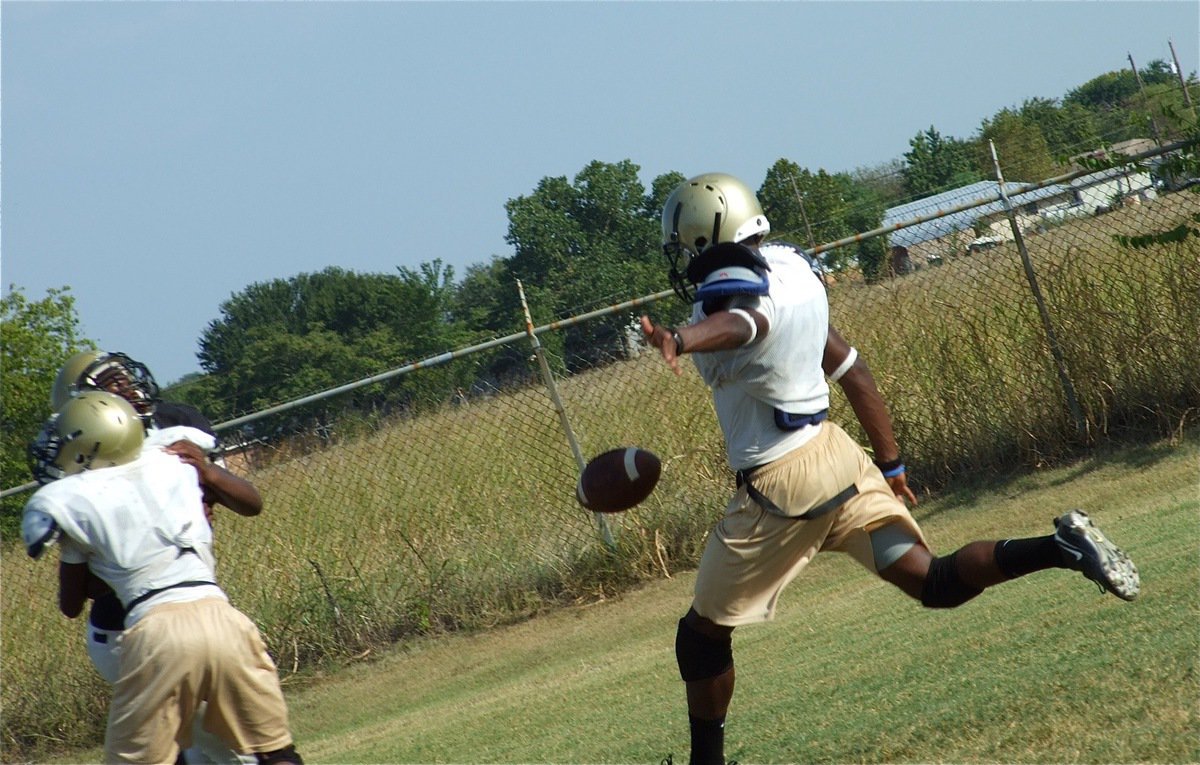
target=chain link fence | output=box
[4,140,1198,759]
[821,138,1200,476]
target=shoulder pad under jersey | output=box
[762,240,827,285]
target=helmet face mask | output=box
[29,391,147,485]
[661,173,770,303]
[52,351,160,425]
[80,353,160,422]
[663,239,695,304]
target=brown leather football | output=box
[575,447,661,513]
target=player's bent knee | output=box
[920,552,983,609]
[256,745,303,765]
[676,616,733,681]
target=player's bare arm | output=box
[641,306,768,375]
[58,561,89,618]
[166,440,263,517]
[824,325,917,506]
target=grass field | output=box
[8,192,1198,761]
[8,189,1197,762]
[48,433,1199,765]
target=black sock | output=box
[688,714,726,765]
[994,535,1061,579]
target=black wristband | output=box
[874,457,904,474]
[671,329,686,354]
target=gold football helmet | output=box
[29,390,147,484]
[661,173,771,303]
[51,350,160,425]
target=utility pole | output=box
[1168,38,1197,118]
[1129,52,1164,146]
[788,174,817,250]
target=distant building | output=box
[883,144,1155,265]
[1069,138,1158,172]
[881,180,1064,265]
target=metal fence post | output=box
[988,140,1088,437]
[517,280,615,547]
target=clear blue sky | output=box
[4,1,1197,385]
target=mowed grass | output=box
[8,195,1199,760]
[51,434,1199,764]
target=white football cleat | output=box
[1053,510,1140,601]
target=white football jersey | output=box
[143,425,217,455]
[24,446,223,626]
[690,242,830,470]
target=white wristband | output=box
[727,308,758,344]
[828,346,858,382]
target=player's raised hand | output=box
[166,440,211,478]
[641,315,683,376]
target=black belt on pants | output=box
[735,464,859,521]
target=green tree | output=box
[902,126,983,198]
[449,257,511,335]
[501,160,680,369]
[195,264,471,425]
[978,108,1060,180]
[1140,59,1180,86]
[851,159,908,209]
[647,171,687,219]
[1065,64,1198,146]
[839,176,889,282]
[1137,79,1200,141]
[505,160,666,305]
[1017,97,1103,161]
[1,287,94,528]
[1066,70,1142,111]
[758,159,887,277]
[759,160,842,249]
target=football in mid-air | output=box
[575,447,661,513]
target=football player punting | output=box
[641,172,1139,765]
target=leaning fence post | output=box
[516,279,616,547]
[988,140,1088,438]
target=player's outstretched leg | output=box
[881,511,1140,606]
[1052,510,1140,600]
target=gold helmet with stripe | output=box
[661,173,771,303]
[29,390,147,485]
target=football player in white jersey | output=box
[51,350,260,764]
[22,391,302,765]
[640,173,1140,765]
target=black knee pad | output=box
[257,745,303,765]
[675,616,733,682]
[920,552,983,609]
